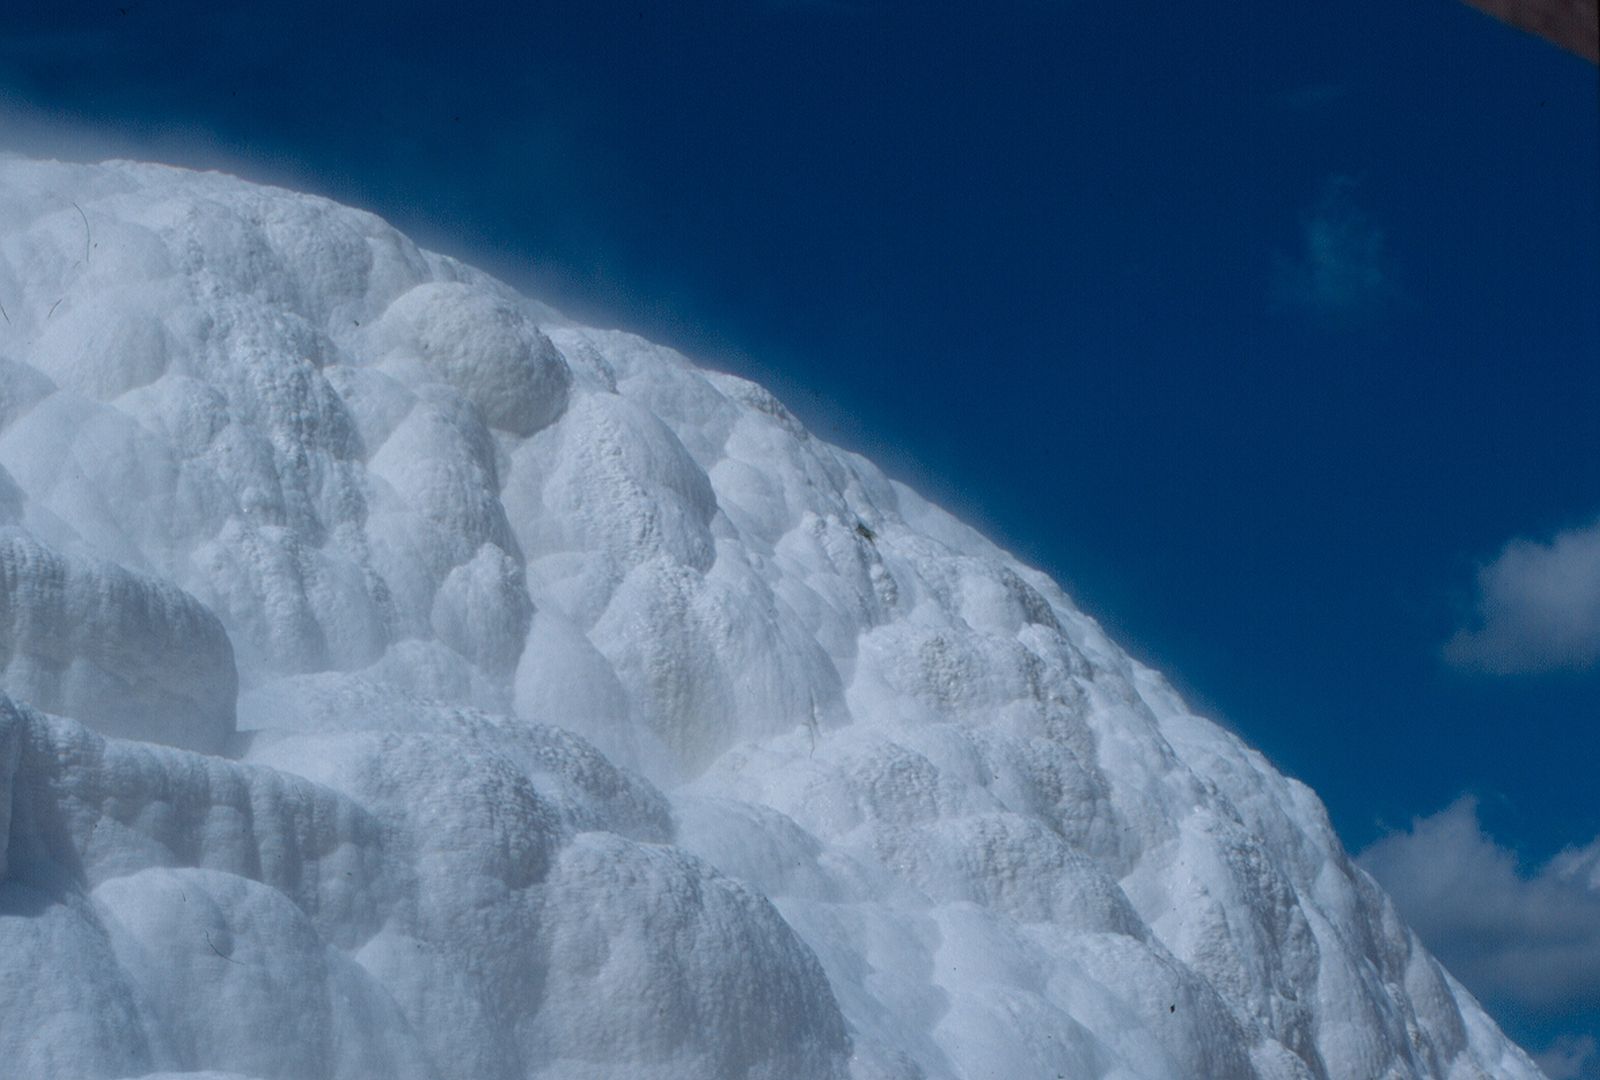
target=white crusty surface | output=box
[0,157,1541,1080]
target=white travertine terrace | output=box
[0,157,1540,1080]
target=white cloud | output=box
[1445,517,1600,674]
[1538,1034,1598,1080]
[1357,798,1600,1014]
[1272,176,1397,322]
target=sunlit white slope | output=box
[0,157,1540,1080]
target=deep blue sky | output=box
[2,0,1596,1066]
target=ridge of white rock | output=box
[0,156,1541,1080]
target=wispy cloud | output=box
[1444,517,1600,674]
[1539,1034,1599,1080]
[1358,797,1600,1019]
[1272,176,1398,324]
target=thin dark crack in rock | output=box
[205,930,243,965]
[72,202,91,265]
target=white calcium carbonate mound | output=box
[0,155,1543,1080]
[0,530,238,754]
